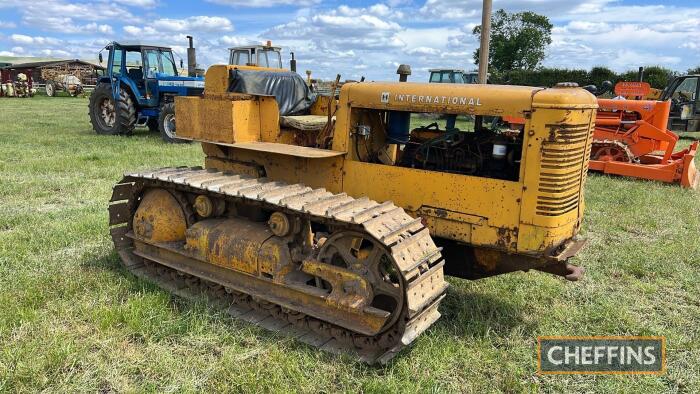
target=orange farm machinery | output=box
[503,97,698,188]
[591,99,698,188]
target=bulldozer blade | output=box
[681,142,699,189]
[589,141,700,189]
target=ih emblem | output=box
[380,92,390,103]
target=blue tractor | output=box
[89,36,204,142]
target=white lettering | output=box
[627,346,643,365]
[620,345,625,364]
[581,346,593,365]
[564,346,579,364]
[607,346,619,364]
[594,346,605,364]
[547,346,563,365]
[644,346,656,365]
[386,92,484,107]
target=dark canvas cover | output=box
[228,69,316,116]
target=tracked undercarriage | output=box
[109,167,447,363]
[590,140,635,163]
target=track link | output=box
[109,166,448,363]
[591,139,636,163]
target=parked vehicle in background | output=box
[1,73,35,98]
[615,73,700,132]
[428,69,479,84]
[88,36,204,143]
[660,75,700,132]
[45,74,83,97]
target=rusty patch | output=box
[495,227,518,250]
[434,208,448,218]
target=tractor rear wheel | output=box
[89,83,136,136]
[158,102,188,143]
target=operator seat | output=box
[127,67,144,88]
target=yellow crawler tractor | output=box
[109,58,597,362]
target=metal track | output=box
[591,139,636,163]
[108,166,448,363]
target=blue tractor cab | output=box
[89,37,204,142]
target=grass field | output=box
[1,96,699,393]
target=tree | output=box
[473,9,553,72]
[588,66,617,87]
[688,66,700,75]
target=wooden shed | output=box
[0,59,104,89]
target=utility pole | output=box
[478,0,492,84]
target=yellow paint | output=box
[177,67,598,263]
[176,96,265,143]
[308,95,336,116]
[133,189,186,243]
[185,218,282,276]
[301,259,372,311]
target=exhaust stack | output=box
[187,35,196,77]
[290,52,297,73]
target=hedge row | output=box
[489,66,683,90]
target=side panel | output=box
[204,147,344,193]
[342,161,523,248]
[175,96,262,143]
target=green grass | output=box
[1,96,699,392]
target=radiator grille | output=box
[536,123,592,216]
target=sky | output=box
[0,0,699,81]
